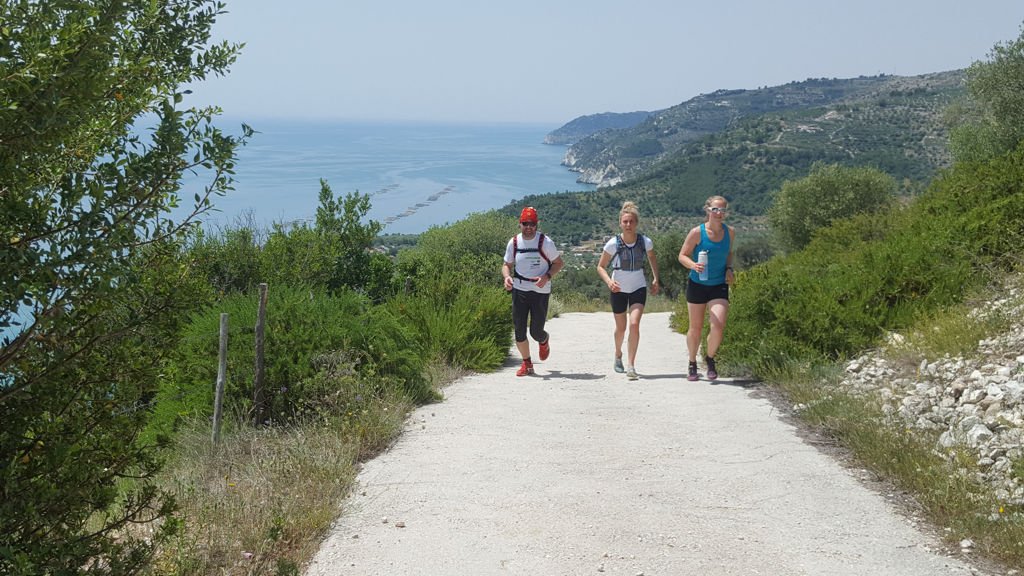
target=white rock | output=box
[967,423,994,446]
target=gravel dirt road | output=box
[306,312,985,575]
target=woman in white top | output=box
[596,201,660,380]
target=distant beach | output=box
[181,119,595,234]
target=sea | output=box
[180,119,595,235]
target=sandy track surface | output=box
[306,312,981,575]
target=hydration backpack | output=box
[511,233,551,281]
[612,234,647,271]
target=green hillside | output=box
[509,71,965,245]
[543,111,652,145]
[559,71,964,189]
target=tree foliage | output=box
[187,180,393,300]
[950,23,1024,162]
[0,2,246,573]
[397,210,516,295]
[766,163,896,253]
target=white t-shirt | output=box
[504,233,560,294]
[603,235,654,294]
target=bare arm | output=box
[501,260,515,291]
[548,256,565,278]
[536,256,564,289]
[596,250,619,292]
[678,227,701,271]
[647,248,660,295]
[725,226,736,285]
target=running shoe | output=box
[516,359,534,377]
[687,361,699,381]
[626,366,638,380]
[614,356,625,373]
[706,356,718,380]
[539,338,550,361]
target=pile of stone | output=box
[835,281,1024,506]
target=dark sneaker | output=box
[539,339,550,361]
[516,359,534,377]
[687,361,699,381]
[614,356,625,373]
[706,356,718,381]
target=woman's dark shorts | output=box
[685,280,729,304]
[610,287,647,314]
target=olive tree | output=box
[0,1,247,573]
[767,163,896,253]
[949,23,1024,163]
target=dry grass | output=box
[882,297,1014,369]
[150,392,413,575]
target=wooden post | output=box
[252,283,268,426]
[212,313,228,444]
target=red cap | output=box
[520,206,538,223]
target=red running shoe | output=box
[539,339,550,361]
[516,359,534,377]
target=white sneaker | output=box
[625,366,638,380]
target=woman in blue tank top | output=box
[678,196,736,381]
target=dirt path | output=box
[306,312,981,575]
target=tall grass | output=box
[151,392,412,575]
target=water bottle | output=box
[698,250,709,281]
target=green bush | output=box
[185,181,391,300]
[767,162,896,253]
[397,211,516,295]
[150,285,428,437]
[187,225,264,295]
[718,144,1024,377]
[382,285,512,372]
[260,224,339,290]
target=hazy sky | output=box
[190,0,1024,125]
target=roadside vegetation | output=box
[668,26,1024,568]
[4,2,1024,574]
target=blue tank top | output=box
[688,223,730,286]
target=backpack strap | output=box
[511,233,551,281]
[612,234,646,271]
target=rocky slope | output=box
[830,277,1024,507]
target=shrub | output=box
[767,163,896,253]
[381,285,511,372]
[150,285,428,437]
[397,211,516,295]
[187,222,264,295]
[718,144,1024,378]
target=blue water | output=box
[183,120,594,234]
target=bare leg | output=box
[626,304,644,367]
[705,299,730,358]
[686,302,706,362]
[613,312,627,360]
[516,340,531,361]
